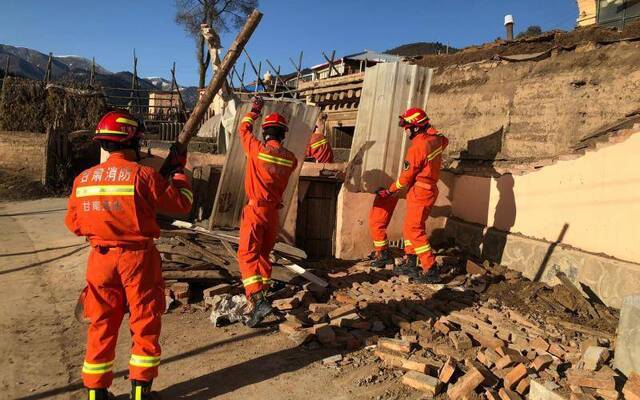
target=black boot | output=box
[87,388,115,400]
[408,266,442,284]
[393,254,417,276]
[245,291,273,328]
[371,249,394,268]
[130,380,161,400]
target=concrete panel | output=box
[614,295,640,376]
[345,62,433,193]
[209,98,320,229]
[444,217,640,309]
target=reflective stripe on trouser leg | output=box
[369,195,399,252]
[403,239,415,254]
[121,246,164,383]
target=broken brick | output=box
[439,357,457,384]
[279,320,303,335]
[315,325,336,346]
[272,297,300,311]
[504,363,529,389]
[450,331,473,351]
[378,338,412,353]
[447,366,484,400]
[499,387,523,400]
[466,259,488,275]
[548,343,566,358]
[622,375,640,400]
[170,282,190,301]
[402,371,442,395]
[308,303,338,313]
[328,304,357,319]
[530,336,551,353]
[375,348,407,369]
[516,378,530,395]
[532,355,554,372]
[202,283,232,298]
[566,369,616,390]
[322,354,343,365]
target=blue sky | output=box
[0,0,578,86]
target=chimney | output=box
[504,15,514,41]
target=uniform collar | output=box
[266,139,282,148]
[108,151,136,161]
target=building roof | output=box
[311,50,402,70]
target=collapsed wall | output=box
[426,41,640,160]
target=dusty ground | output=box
[0,198,413,400]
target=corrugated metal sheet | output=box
[209,98,320,229]
[345,62,433,193]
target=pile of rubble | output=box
[270,256,633,399]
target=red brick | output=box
[378,338,412,353]
[450,331,473,351]
[516,378,530,395]
[499,387,523,400]
[532,355,554,372]
[530,336,550,353]
[328,304,357,319]
[279,320,303,335]
[439,357,457,384]
[272,297,300,311]
[308,303,338,313]
[622,376,640,400]
[504,363,529,389]
[566,369,616,390]
[447,367,484,400]
[402,371,442,395]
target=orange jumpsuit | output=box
[65,152,193,389]
[237,112,297,298]
[305,131,334,163]
[388,127,448,270]
[368,195,399,253]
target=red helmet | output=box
[262,113,288,132]
[94,111,144,143]
[399,107,430,130]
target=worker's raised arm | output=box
[238,96,265,156]
[238,111,262,156]
[389,145,422,193]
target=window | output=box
[598,0,640,28]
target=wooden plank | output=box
[345,63,433,192]
[209,98,319,229]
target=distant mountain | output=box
[386,42,459,57]
[0,44,199,108]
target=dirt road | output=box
[0,198,409,400]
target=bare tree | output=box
[175,0,257,88]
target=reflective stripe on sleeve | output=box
[310,138,328,149]
[179,188,193,203]
[414,244,432,255]
[257,152,294,167]
[82,360,114,375]
[129,354,161,368]
[404,240,413,246]
[427,146,444,161]
[76,185,134,197]
[394,179,404,190]
[243,275,263,287]
[373,240,388,247]
[242,117,255,124]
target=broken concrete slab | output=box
[614,294,640,377]
[580,346,610,371]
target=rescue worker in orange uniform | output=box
[368,192,399,268]
[305,113,334,163]
[237,96,298,327]
[65,111,193,400]
[376,107,448,283]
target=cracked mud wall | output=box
[427,41,640,160]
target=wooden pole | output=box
[171,9,262,149]
[170,62,188,119]
[90,57,96,86]
[44,52,53,83]
[242,48,266,93]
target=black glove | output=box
[160,143,187,178]
[251,95,264,114]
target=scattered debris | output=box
[209,294,248,327]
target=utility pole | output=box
[44,52,53,83]
[505,15,515,41]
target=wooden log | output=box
[174,236,229,265]
[159,9,262,176]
